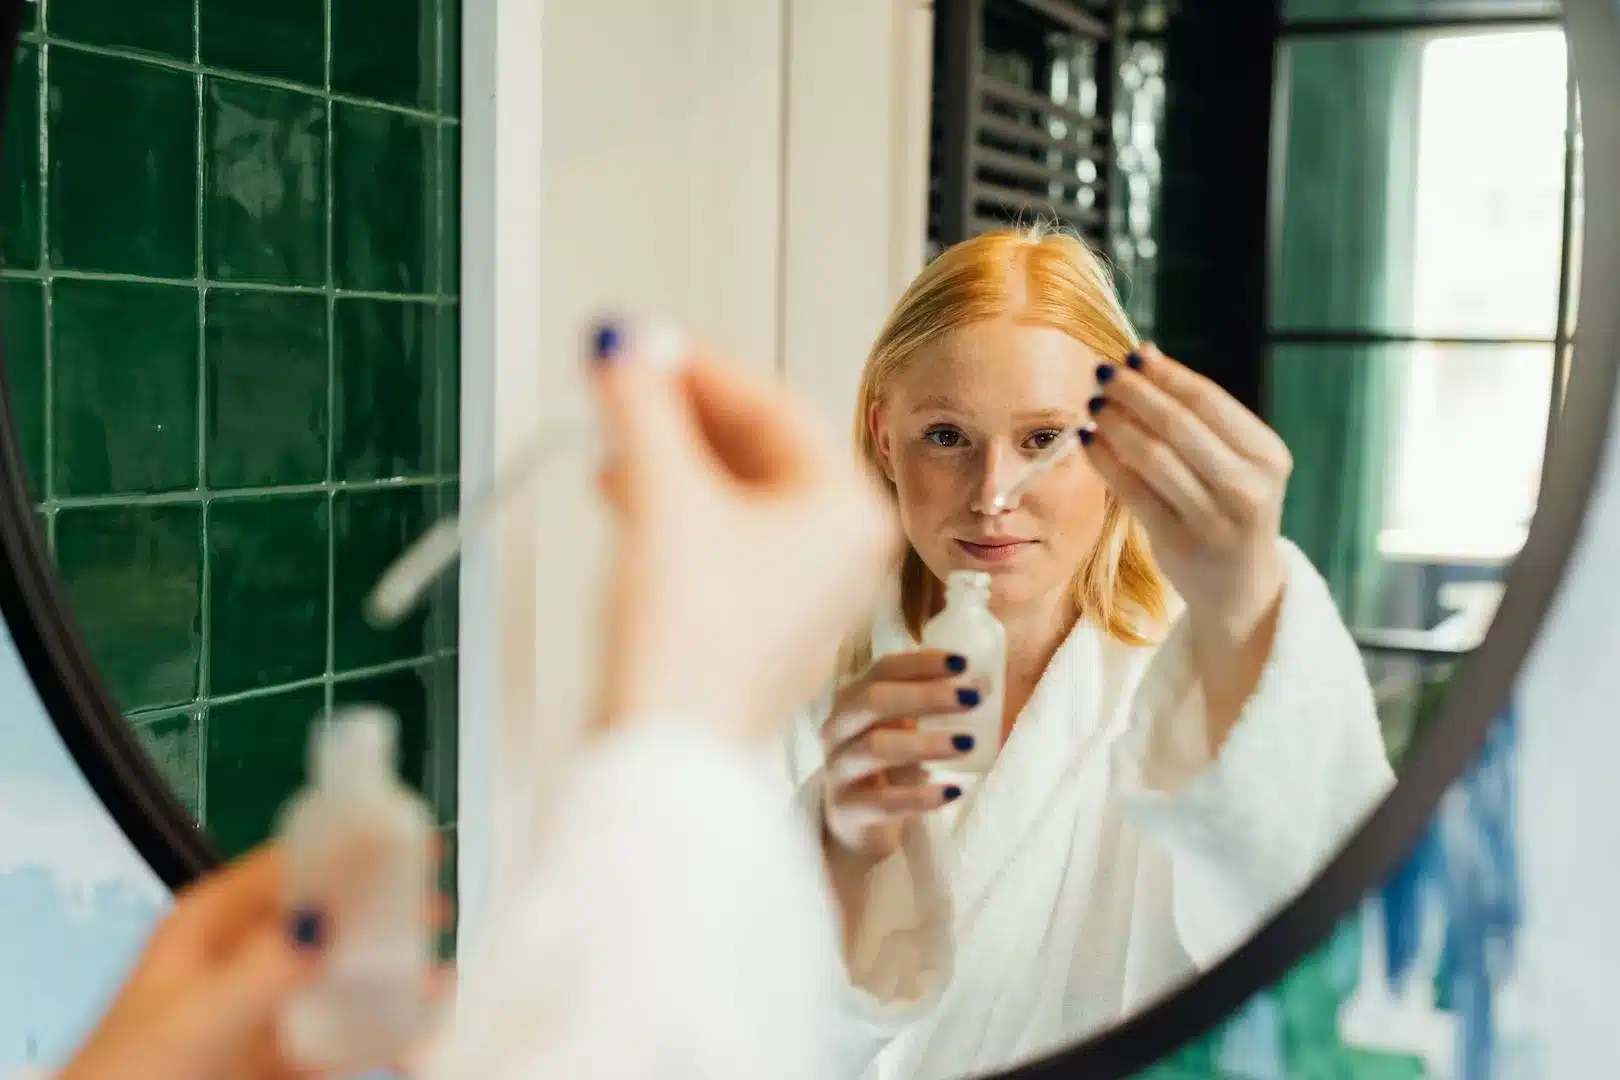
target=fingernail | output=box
[288,908,327,951]
[1126,351,1145,371]
[957,688,980,707]
[952,734,976,751]
[1078,426,1096,447]
[945,654,968,674]
[1087,395,1108,415]
[590,318,624,365]
[1095,363,1116,384]
[944,785,963,801]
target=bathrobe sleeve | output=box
[783,698,955,1080]
[1112,537,1396,965]
[433,718,842,1080]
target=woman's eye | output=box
[1027,429,1064,451]
[924,427,965,448]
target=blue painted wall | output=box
[0,617,167,1072]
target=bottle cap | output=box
[312,705,399,788]
[945,570,992,599]
[946,570,992,589]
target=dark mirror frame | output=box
[0,0,1613,1075]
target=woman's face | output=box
[870,317,1112,615]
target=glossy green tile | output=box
[434,306,459,469]
[133,712,202,818]
[47,49,196,277]
[204,686,325,858]
[204,79,327,287]
[333,662,432,795]
[205,290,328,488]
[199,0,325,87]
[333,298,434,481]
[435,305,458,471]
[52,279,199,496]
[439,0,460,115]
[435,126,458,294]
[428,484,457,653]
[19,0,36,31]
[332,485,433,669]
[3,281,45,498]
[56,504,201,712]
[49,0,194,60]
[331,0,436,109]
[430,653,456,823]
[208,494,329,695]
[332,104,433,293]
[2,46,40,269]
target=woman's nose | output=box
[970,445,1025,515]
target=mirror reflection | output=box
[779,4,1580,1079]
[0,1,1583,1079]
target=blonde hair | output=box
[843,224,1167,675]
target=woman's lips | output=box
[955,538,1034,565]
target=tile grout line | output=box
[192,0,210,824]
[42,476,445,510]
[431,0,448,725]
[324,0,337,721]
[433,0,451,824]
[36,19,52,550]
[0,266,453,304]
[125,648,461,726]
[14,32,460,126]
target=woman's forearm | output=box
[823,827,880,961]
[1188,585,1285,753]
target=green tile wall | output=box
[0,0,461,907]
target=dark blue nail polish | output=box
[944,785,963,801]
[288,908,326,950]
[957,688,980,707]
[1078,427,1096,447]
[1095,363,1116,384]
[1126,351,1145,371]
[590,319,624,364]
[945,654,967,674]
[1088,395,1108,415]
[952,734,976,751]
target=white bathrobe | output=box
[784,539,1396,1080]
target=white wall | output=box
[781,0,934,431]
[460,0,934,935]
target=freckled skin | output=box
[869,316,1111,620]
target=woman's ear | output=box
[868,402,896,482]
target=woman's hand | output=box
[820,650,982,864]
[60,846,451,1080]
[589,321,901,745]
[1082,343,1294,742]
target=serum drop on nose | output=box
[277,706,435,1071]
[921,570,1006,774]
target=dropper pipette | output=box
[363,322,687,627]
[988,425,1094,513]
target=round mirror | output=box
[0,0,1616,1078]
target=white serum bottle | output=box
[277,706,436,1071]
[921,570,1007,775]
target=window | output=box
[1381,30,1570,564]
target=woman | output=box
[788,226,1395,1080]
[46,322,899,1080]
